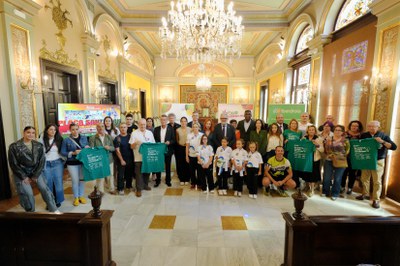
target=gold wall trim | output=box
[39,40,80,69]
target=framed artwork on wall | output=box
[128,88,139,110]
[180,85,228,118]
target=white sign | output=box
[217,104,254,122]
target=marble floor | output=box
[4,176,400,266]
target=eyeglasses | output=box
[334,129,343,132]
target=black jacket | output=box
[154,125,176,156]
[8,139,45,180]
[237,119,256,142]
[213,123,236,148]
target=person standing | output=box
[187,111,203,131]
[237,110,256,147]
[39,124,65,207]
[129,118,155,197]
[176,117,191,185]
[197,135,215,193]
[356,120,397,208]
[203,118,216,151]
[125,113,138,135]
[322,125,350,201]
[213,112,236,148]
[89,123,116,194]
[266,123,284,161]
[146,117,155,133]
[318,114,335,132]
[214,137,232,195]
[250,119,268,161]
[270,113,288,133]
[246,141,263,199]
[114,122,134,195]
[298,125,324,197]
[186,123,203,189]
[61,123,89,206]
[153,114,175,187]
[104,116,120,140]
[231,139,248,197]
[8,126,59,213]
[298,112,313,137]
[341,120,363,195]
[168,113,181,130]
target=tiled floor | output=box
[2,176,400,266]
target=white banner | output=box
[217,104,254,122]
[160,103,195,122]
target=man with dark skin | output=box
[237,110,255,147]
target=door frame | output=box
[98,76,119,105]
[0,100,11,199]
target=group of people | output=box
[7,110,397,213]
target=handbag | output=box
[332,155,348,168]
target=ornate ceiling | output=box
[97,0,311,58]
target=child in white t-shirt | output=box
[214,137,232,195]
[231,139,248,197]
[197,135,215,193]
[246,141,263,199]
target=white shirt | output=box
[39,137,62,161]
[129,129,155,162]
[244,120,251,132]
[99,135,105,145]
[160,126,167,143]
[231,148,248,176]
[247,151,263,168]
[215,146,233,172]
[298,122,313,137]
[196,145,214,166]
[186,132,203,157]
[267,134,283,152]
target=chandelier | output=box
[196,77,212,91]
[159,0,244,64]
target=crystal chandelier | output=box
[196,76,212,91]
[159,0,244,64]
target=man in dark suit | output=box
[187,111,203,131]
[269,113,288,133]
[237,110,256,146]
[213,112,236,148]
[153,114,175,187]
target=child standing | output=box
[214,137,232,195]
[231,139,248,197]
[266,123,284,161]
[246,141,263,199]
[197,135,215,193]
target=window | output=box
[295,25,313,55]
[335,0,374,31]
[259,81,269,121]
[291,61,311,104]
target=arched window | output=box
[295,25,313,55]
[335,0,374,31]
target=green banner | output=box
[267,104,306,125]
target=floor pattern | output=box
[2,176,400,266]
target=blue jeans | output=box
[67,165,85,198]
[14,174,57,212]
[323,160,345,197]
[43,158,65,204]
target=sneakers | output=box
[118,190,124,196]
[180,182,185,186]
[346,188,353,195]
[277,188,289,197]
[372,200,380,209]
[218,190,223,195]
[306,190,314,197]
[73,198,79,206]
[331,197,338,201]
[79,197,87,204]
[210,190,215,194]
[249,194,253,198]
[253,194,257,199]
[238,192,242,197]
[203,190,207,194]
[249,194,256,199]
[234,191,238,196]
[223,190,227,195]
[184,182,189,185]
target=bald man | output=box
[356,120,397,208]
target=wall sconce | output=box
[20,66,43,93]
[361,71,387,97]
[91,82,108,100]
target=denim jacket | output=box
[60,135,89,165]
[8,139,45,180]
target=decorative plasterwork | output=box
[98,34,116,80]
[40,0,80,69]
[374,25,399,131]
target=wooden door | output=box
[140,90,146,118]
